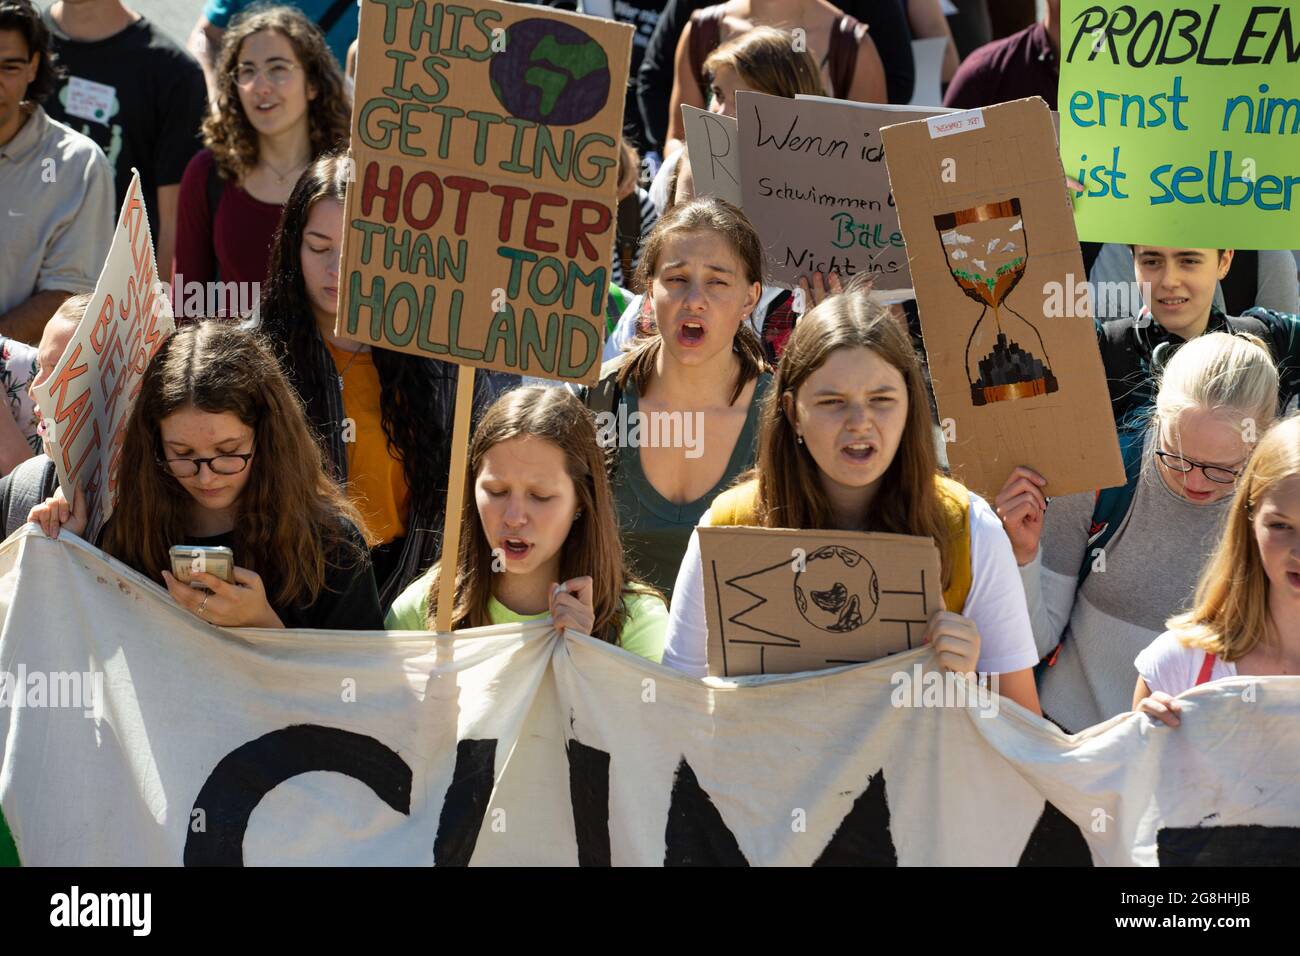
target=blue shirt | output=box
[203,0,357,72]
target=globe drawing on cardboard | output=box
[489,19,611,126]
[793,547,879,633]
[935,199,1058,406]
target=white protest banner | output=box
[3,528,1298,866]
[30,170,175,540]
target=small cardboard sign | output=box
[700,526,943,677]
[881,97,1125,499]
[681,104,741,206]
[1059,0,1300,249]
[33,169,175,541]
[337,0,633,384]
[737,93,949,292]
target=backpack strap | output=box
[1194,651,1218,686]
[689,5,726,102]
[317,0,354,35]
[1077,425,1147,587]
[828,15,865,100]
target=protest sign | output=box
[681,104,741,206]
[699,526,942,677]
[336,0,633,385]
[881,98,1124,499]
[5,528,1300,867]
[738,93,948,294]
[31,170,174,541]
[1060,0,1300,249]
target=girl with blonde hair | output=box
[996,332,1280,731]
[1134,414,1300,724]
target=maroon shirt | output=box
[943,21,1058,111]
[174,149,284,291]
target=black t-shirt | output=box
[43,15,208,237]
[98,518,384,631]
[183,522,383,631]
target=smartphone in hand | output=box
[168,545,235,588]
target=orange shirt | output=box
[326,340,410,545]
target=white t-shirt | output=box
[1134,630,1237,697]
[662,489,1041,678]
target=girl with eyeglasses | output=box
[27,321,383,631]
[1133,414,1300,724]
[995,332,1280,732]
[174,6,350,300]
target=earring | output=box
[574,511,582,519]
[796,434,804,445]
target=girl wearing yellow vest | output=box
[662,286,1043,715]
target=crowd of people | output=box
[0,0,1298,746]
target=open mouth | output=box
[1286,570,1300,589]
[501,536,532,560]
[677,320,705,346]
[1157,296,1189,308]
[255,102,280,114]
[841,441,877,464]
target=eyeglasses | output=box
[231,62,300,88]
[1154,450,1243,484]
[160,451,255,478]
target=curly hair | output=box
[0,0,64,105]
[201,4,350,181]
[101,321,369,607]
[259,153,452,530]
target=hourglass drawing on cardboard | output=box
[935,199,1058,406]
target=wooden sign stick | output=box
[434,365,477,633]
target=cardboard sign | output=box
[881,98,1125,500]
[681,104,741,206]
[32,170,175,541]
[1059,0,1300,249]
[738,93,949,293]
[700,526,943,677]
[337,0,633,384]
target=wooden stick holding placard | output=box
[434,366,477,634]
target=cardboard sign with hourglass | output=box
[881,98,1123,500]
[935,198,1059,406]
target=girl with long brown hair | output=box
[662,284,1042,714]
[174,5,350,293]
[386,387,667,660]
[28,321,382,630]
[1133,414,1300,725]
[581,197,770,596]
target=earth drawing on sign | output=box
[489,19,611,126]
[794,547,879,633]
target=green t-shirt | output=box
[384,572,668,664]
[611,373,771,597]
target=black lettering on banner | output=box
[183,724,412,866]
[1017,801,1094,866]
[664,757,750,866]
[433,738,497,866]
[1157,825,1300,865]
[813,769,898,866]
[566,739,612,866]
